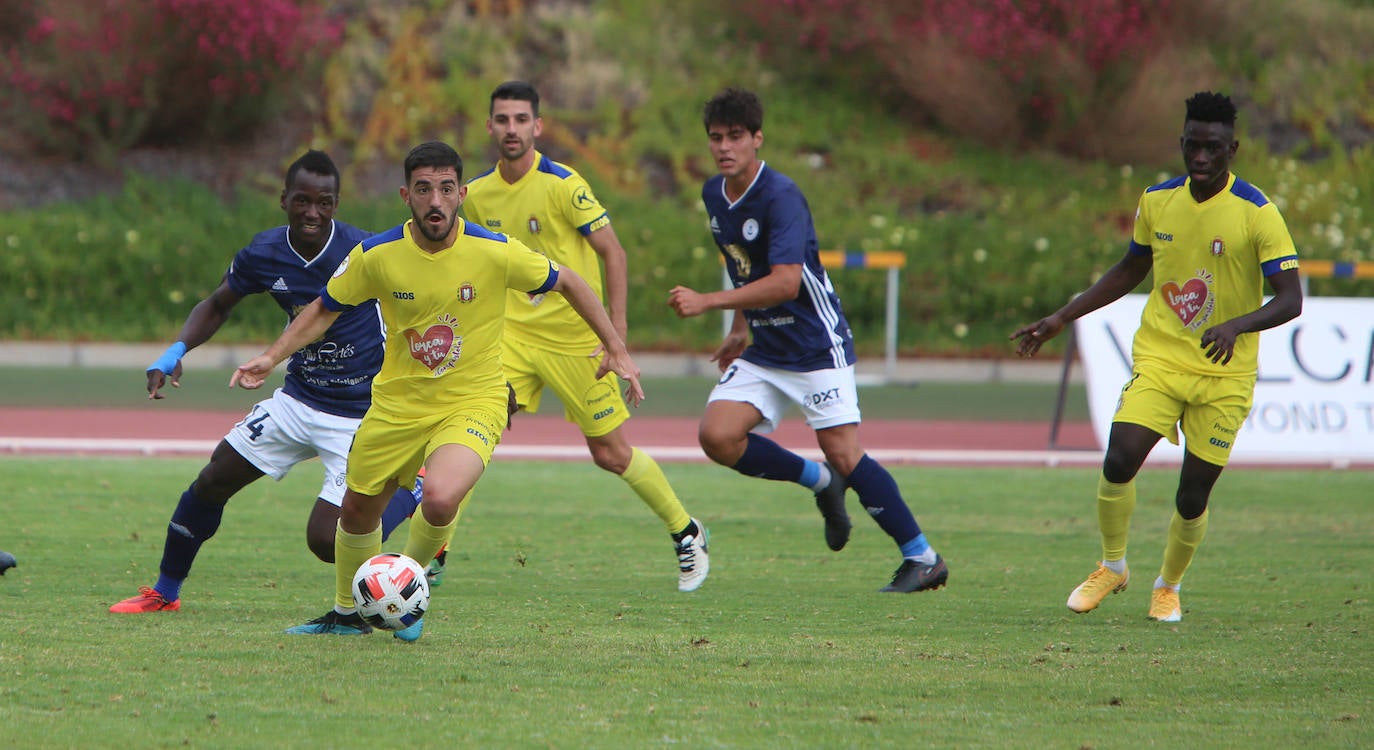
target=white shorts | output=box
[707,359,861,433]
[223,388,360,507]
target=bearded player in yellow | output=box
[1011,91,1303,623]
[462,81,709,592]
[232,141,644,640]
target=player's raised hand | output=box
[146,360,183,400]
[1010,314,1065,358]
[230,355,276,390]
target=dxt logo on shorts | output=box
[803,388,841,407]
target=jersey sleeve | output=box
[557,172,611,236]
[321,245,372,310]
[1128,191,1153,256]
[223,248,264,296]
[1253,202,1299,274]
[506,237,559,293]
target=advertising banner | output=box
[1074,296,1374,465]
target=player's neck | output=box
[1189,172,1230,203]
[724,160,762,203]
[408,218,460,254]
[498,149,538,184]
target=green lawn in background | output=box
[0,366,1090,422]
[0,458,1368,748]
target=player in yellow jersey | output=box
[1011,92,1303,623]
[463,81,709,592]
[232,141,645,640]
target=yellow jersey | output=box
[464,151,611,351]
[321,218,558,420]
[1128,173,1299,377]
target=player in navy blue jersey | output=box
[110,150,420,614]
[668,88,947,593]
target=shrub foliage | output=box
[0,0,341,162]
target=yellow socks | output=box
[403,501,462,570]
[334,522,381,610]
[1097,474,1136,566]
[1159,509,1209,587]
[621,447,691,534]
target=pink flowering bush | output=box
[739,0,1178,159]
[1,0,341,161]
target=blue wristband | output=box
[149,341,188,375]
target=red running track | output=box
[0,407,1103,466]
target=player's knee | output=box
[1174,483,1212,520]
[1101,447,1141,484]
[588,441,631,474]
[190,475,235,505]
[697,423,742,466]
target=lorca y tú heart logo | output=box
[403,316,461,372]
[1160,275,1213,330]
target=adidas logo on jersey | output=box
[271,277,290,291]
[709,216,720,233]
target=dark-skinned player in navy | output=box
[668,88,948,593]
[110,150,422,616]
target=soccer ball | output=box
[351,553,430,631]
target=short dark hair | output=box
[703,87,763,134]
[491,80,540,116]
[285,149,339,192]
[403,141,463,184]
[1185,91,1237,126]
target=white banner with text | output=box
[1075,295,1374,463]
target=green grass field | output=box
[1,457,1368,748]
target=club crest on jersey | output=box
[331,254,351,278]
[528,215,541,235]
[403,313,462,376]
[742,218,760,241]
[457,283,477,303]
[1210,236,1225,256]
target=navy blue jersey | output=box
[702,163,856,372]
[224,220,382,418]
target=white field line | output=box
[1,435,1368,469]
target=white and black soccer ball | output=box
[351,553,430,631]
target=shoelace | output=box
[675,536,699,571]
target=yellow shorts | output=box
[503,344,629,438]
[345,392,508,496]
[1113,365,1255,467]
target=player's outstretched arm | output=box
[1011,250,1152,358]
[147,279,244,399]
[668,264,802,318]
[230,298,340,390]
